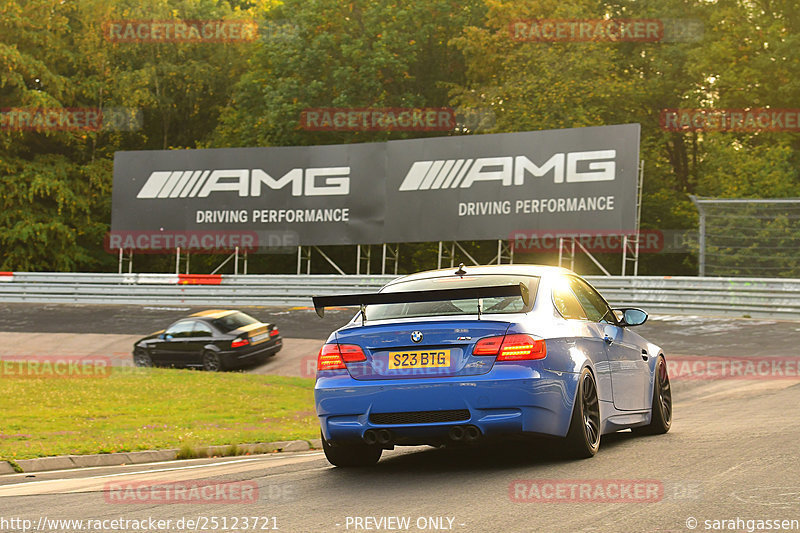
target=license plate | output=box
[251,332,270,343]
[388,349,450,369]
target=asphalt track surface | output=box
[1,304,800,533]
[0,303,356,376]
[0,303,355,340]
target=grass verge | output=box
[0,367,317,460]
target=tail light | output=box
[497,334,546,361]
[472,336,504,356]
[473,334,546,361]
[317,343,367,371]
[231,337,250,348]
[269,327,280,337]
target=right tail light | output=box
[473,334,546,361]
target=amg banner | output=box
[111,124,639,248]
[111,143,387,247]
[384,124,639,242]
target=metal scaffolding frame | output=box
[117,248,134,274]
[555,160,645,276]
[209,247,247,275]
[296,244,401,276]
[436,240,514,269]
[381,244,400,275]
[356,245,371,275]
[296,245,346,275]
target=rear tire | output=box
[202,351,224,372]
[633,355,672,435]
[564,368,601,458]
[321,431,382,467]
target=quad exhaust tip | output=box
[448,425,481,442]
[363,429,378,445]
[363,429,394,446]
[365,425,480,445]
[448,425,466,441]
[464,425,481,442]
[377,429,393,445]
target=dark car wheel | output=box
[321,431,382,467]
[564,368,601,458]
[133,349,153,367]
[202,351,224,372]
[633,355,672,435]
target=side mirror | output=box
[615,308,648,327]
[163,333,174,341]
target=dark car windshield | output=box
[366,274,539,321]
[211,311,260,332]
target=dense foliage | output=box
[2,0,799,274]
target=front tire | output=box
[634,355,672,435]
[564,368,601,458]
[321,431,382,467]
[202,351,225,372]
[133,349,153,367]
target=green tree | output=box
[211,0,487,148]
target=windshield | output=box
[211,311,260,332]
[365,275,539,321]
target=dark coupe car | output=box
[133,310,282,371]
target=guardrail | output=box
[585,276,800,318]
[1,272,799,319]
[0,272,395,307]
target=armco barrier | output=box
[0,272,395,307]
[0,272,798,318]
[585,276,800,318]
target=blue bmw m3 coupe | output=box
[312,264,671,467]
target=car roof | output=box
[383,264,575,288]
[189,309,238,319]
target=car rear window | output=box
[366,274,539,321]
[211,311,259,332]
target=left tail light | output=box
[231,337,250,348]
[317,343,366,371]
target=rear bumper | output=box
[315,365,579,444]
[223,337,282,367]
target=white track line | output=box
[0,452,324,491]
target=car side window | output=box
[193,322,214,337]
[165,321,195,338]
[552,283,588,320]
[568,277,616,324]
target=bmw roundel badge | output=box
[411,331,423,343]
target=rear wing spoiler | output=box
[312,283,530,319]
